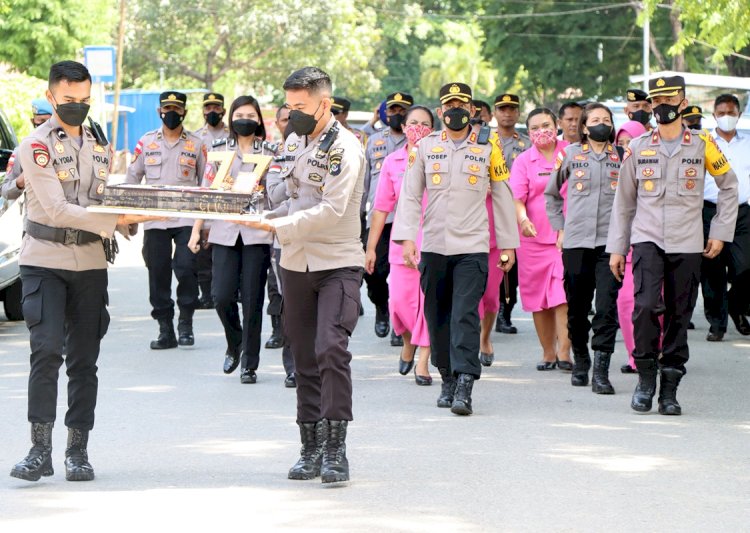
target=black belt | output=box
[25,220,101,245]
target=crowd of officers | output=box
[4,59,748,487]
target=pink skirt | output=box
[388,263,430,346]
[479,248,503,318]
[517,240,566,313]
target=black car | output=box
[0,107,23,320]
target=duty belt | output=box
[25,220,101,245]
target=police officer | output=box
[471,100,492,125]
[608,75,738,415]
[682,105,703,131]
[393,82,519,416]
[558,102,583,144]
[624,88,653,129]
[9,61,155,482]
[331,96,367,145]
[1,99,53,201]
[701,94,750,341]
[241,67,365,484]
[363,91,413,344]
[493,93,530,335]
[125,91,206,350]
[545,102,622,394]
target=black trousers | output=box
[270,248,295,375]
[196,245,213,287]
[20,266,109,431]
[142,227,198,320]
[266,248,283,317]
[701,202,750,333]
[280,266,363,422]
[499,258,518,312]
[419,252,488,378]
[362,222,391,311]
[562,246,621,355]
[632,242,701,372]
[212,238,270,371]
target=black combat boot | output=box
[571,351,591,387]
[451,373,475,416]
[374,306,390,338]
[197,282,214,309]
[150,319,178,350]
[321,419,349,484]
[10,422,54,482]
[495,302,518,334]
[591,351,615,394]
[631,358,658,412]
[177,318,194,346]
[265,315,284,349]
[437,368,456,408]
[288,420,326,480]
[64,428,95,481]
[658,367,684,416]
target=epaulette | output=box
[212,137,228,147]
[477,125,491,145]
[262,140,279,154]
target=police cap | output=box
[203,93,224,106]
[682,105,703,118]
[648,76,685,99]
[160,91,188,108]
[626,88,649,102]
[439,83,472,105]
[32,98,53,116]
[494,93,520,108]
[386,92,414,109]
[331,96,351,115]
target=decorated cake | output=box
[100,184,264,215]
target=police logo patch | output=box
[99,168,107,178]
[642,168,655,177]
[57,170,69,181]
[575,170,585,178]
[54,141,64,154]
[375,161,382,170]
[468,164,480,173]
[431,174,441,185]
[432,147,445,154]
[686,179,696,190]
[408,150,417,168]
[468,175,478,185]
[469,147,482,154]
[575,182,584,191]
[183,169,189,177]
[97,182,105,194]
[433,163,440,171]
[610,171,619,178]
[685,168,697,177]
[32,143,50,167]
[644,180,654,192]
[148,142,159,150]
[329,148,344,176]
[308,172,323,182]
[146,157,157,165]
[374,139,386,146]
[287,143,298,152]
[609,153,619,162]
[93,144,105,153]
[574,154,587,161]
[184,140,195,152]
[610,180,617,190]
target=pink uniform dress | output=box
[479,193,504,319]
[373,146,430,347]
[509,141,569,312]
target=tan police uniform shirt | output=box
[267,116,365,272]
[495,131,530,170]
[392,127,520,255]
[202,137,274,247]
[197,123,229,146]
[363,128,405,226]
[125,127,206,230]
[18,116,118,271]
[607,128,738,255]
[1,147,24,200]
[545,142,621,249]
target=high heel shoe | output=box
[398,346,417,375]
[557,359,573,372]
[414,367,433,386]
[536,361,557,371]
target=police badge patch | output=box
[32,143,50,167]
[329,148,344,176]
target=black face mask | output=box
[687,122,703,131]
[388,113,405,131]
[205,111,224,128]
[233,119,259,137]
[586,124,612,142]
[629,109,652,126]
[443,107,471,131]
[55,102,90,128]
[653,102,683,125]
[161,110,185,130]
[288,101,322,137]
[469,117,486,126]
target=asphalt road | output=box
[1,233,749,532]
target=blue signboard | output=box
[84,46,116,84]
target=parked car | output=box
[0,107,23,321]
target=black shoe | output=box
[10,422,54,482]
[706,330,724,342]
[177,318,194,347]
[223,350,239,374]
[557,360,573,372]
[591,351,615,395]
[414,367,433,386]
[658,367,684,416]
[374,307,390,338]
[64,428,94,482]
[451,373,475,415]
[284,373,297,388]
[390,331,403,347]
[150,319,178,350]
[240,369,257,384]
[494,308,517,334]
[631,359,658,412]
[265,315,284,349]
[197,295,214,310]
[731,312,750,336]
[288,420,326,480]
[571,352,591,386]
[398,345,416,375]
[621,364,638,374]
[537,360,557,371]
[321,420,349,484]
[687,321,695,330]
[479,352,494,367]
[437,368,456,408]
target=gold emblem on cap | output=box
[656,78,666,88]
[449,84,461,94]
[627,91,635,101]
[502,95,511,102]
[167,94,177,100]
[394,93,403,101]
[209,94,216,100]
[692,107,699,114]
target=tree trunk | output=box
[725,45,750,77]
[667,0,686,71]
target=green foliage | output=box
[0,70,48,140]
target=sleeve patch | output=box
[328,147,344,176]
[31,142,50,167]
[700,132,730,176]
[490,142,510,182]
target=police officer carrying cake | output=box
[392,82,519,416]
[608,75,738,415]
[363,91,413,345]
[624,88,653,130]
[125,91,206,350]
[9,60,157,483]
[492,93,530,335]
[238,66,365,484]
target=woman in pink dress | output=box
[478,193,504,366]
[509,108,572,371]
[366,106,434,385]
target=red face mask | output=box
[530,128,557,148]
[404,123,432,146]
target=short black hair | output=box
[526,108,557,129]
[472,100,491,115]
[49,60,91,88]
[283,67,332,95]
[227,95,267,141]
[558,101,583,119]
[714,93,740,112]
[406,105,435,127]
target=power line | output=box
[373,2,635,20]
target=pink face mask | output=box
[529,128,557,148]
[404,123,432,146]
